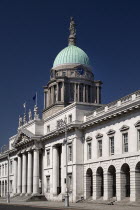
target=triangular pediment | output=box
[12,128,34,147]
[135,121,140,128]
[95,133,103,139]
[120,125,129,132]
[107,129,116,135]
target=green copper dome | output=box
[53,45,90,68]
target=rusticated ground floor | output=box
[84,155,140,202]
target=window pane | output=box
[123,133,128,152]
[98,140,102,157]
[87,142,91,159]
[109,136,114,155]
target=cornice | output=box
[82,90,140,129]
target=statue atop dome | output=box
[68,17,76,46]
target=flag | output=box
[33,93,36,102]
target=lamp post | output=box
[57,116,69,207]
[7,151,10,203]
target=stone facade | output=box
[0,19,140,203]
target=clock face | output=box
[76,68,85,75]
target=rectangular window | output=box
[123,133,128,152]
[47,125,50,133]
[47,150,50,166]
[68,144,72,162]
[46,176,50,193]
[68,173,72,192]
[87,142,91,159]
[109,136,114,155]
[68,114,72,123]
[98,140,102,157]
[138,130,140,150]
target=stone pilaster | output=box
[17,155,22,194]
[27,151,33,195]
[116,171,122,201]
[53,146,58,195]
[103,172,109,200]
[33,149,39,194]
[93,174,97,200]
[130,170,136,201]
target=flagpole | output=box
[36,92,37,107]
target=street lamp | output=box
[57,116,69,207]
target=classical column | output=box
[96,85,100,104]
[13,158,17,194]
[61,144,65,194]
[86,85,88,102]
[53,146,58,195]
[33,149,39,194]
[17,155,22,194]
[62,82,64,102]
[77,84,79,102]
[27,151,33,195]
[83,84,85,102]
[74,83,77,102]
[56,83,59,102]
[22,153,27,194]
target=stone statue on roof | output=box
[69,17,76,37]
[18,115,22,127]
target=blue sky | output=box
[0,0,140,148]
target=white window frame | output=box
[98,139,102,157]
[122,132,128,153]
[87,142,92,160]
[109,136,115,155]
[46,149,50,166]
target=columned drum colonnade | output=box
[44,81,101,109]
[14,148,40,195]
